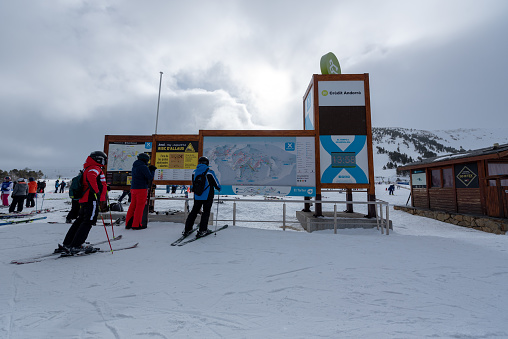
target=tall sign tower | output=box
[304,53,375,216]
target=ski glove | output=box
[100,201,108,212]
[148,165,157,172]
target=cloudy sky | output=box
[1,0,507,173]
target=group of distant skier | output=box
[52,150,221,256]
[1,177,39,213]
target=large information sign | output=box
[203,135,316,196]
[154,141,199,181]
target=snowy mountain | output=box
[9,128,508,182]
[372,127,508,183]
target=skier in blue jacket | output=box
[183,156,221,238]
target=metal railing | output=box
[152,196,391,235]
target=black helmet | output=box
[198,156,209,166]
[137,153,150,164]
[90,151,108,166]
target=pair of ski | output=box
[103,216,125,226]
[10,234,136,264]
[0,216,47,226]
[0,208,55,219]
[58,242,139,259]
[171,225,228,246]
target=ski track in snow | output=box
[1,186,508,338]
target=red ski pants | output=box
[126,188,147,228]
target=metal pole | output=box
[334,204,337,234]
[233,202,236,226]
[283,203,286,231]
[386,203,390,235]
[155,71,163,135]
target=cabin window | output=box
[488,162,508,186]
[431,167,453,188]
[431,169,441,187]
[443,168,453,187]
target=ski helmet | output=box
[137,153,150,164]
[29,177,34,182]
[90,151,108,166]
[198,156,209,166]
[4,176,10,181]
[18,178,25,182]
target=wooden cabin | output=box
[398,143,508,219]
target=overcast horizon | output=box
[1,0,507,171]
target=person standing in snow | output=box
[125,153,156,230]
[388,184,395,195]
[59,180,66,193]
[183,156,221,238]
[37,180,46,193]
[1,176,13,206]
[56,151,108,254]
[25,177,37,208]
[54,179,60,193]
[9,178,28,213]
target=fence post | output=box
[379,202,384,234]
[386,203,390,235]
[233,202,236,226]
[283,203,286,231]
[375,202,380,230]
[334,204,337,234]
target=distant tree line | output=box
[0,168,45,181]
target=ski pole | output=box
[106,192,115,239]
[215,192,219,233]
[100,215,114,254]
[40,193,45,212]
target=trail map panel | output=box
[107,141,152,186]
[108,142,152,171]
[203,136,315,196]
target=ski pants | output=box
[9,196,26,213]
[126,188,147,229]
[66,199,80,220]
[185,193,214,233]
[26,193,36,207]
[1,193,9,206]
[63,200,99,248]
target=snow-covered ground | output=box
[2,184,508,338]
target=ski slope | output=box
[1,186,508,338]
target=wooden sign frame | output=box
[303,73,375,196]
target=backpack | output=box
[110,202,123,212]
[192,168,209,196]
[69,171,87,200]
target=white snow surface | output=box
[2,186,508,338]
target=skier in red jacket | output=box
[56,151,108,255]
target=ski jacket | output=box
[192,163,221,201]
[79,156,107,203]
[1,181,13,193]
[12,181,28,197]
[28,181,37,194]
[130,159,155,190]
